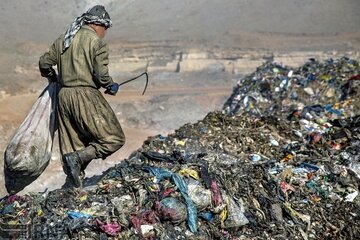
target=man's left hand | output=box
[104,83,119,95]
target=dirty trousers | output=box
[57,87,125,159]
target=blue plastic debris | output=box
[144,166,198,233]
[67,211,92,219]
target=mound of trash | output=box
[224,57,360,118]
[1,57,360,239]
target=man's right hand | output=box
[47,74,58,82]
[40,67,57,82]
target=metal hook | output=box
[118,72,148,95]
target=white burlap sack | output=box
[4,82,58,194]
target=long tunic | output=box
[39,25,125,159]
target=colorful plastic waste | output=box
[1,57,359,239]
[67,211,93,219]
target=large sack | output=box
[4,82,58,194]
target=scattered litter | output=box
[1,57,360,239]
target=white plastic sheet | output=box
[4,82,58,194]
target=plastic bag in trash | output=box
[144,166,198,232]
[186,178,212,210]
[4,82,58,194]
[221,191,249,228]
[348,162,360,181]
[156,197,188,224]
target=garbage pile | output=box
[223,57,360,118]
[1,57,360,239]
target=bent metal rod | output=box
[117,72,148,95]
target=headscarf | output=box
[63,5,112,52]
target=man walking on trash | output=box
[38,5,125,188]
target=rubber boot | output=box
[62,146,96,188]
[62,152,82,188]
[77,146,97,172]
